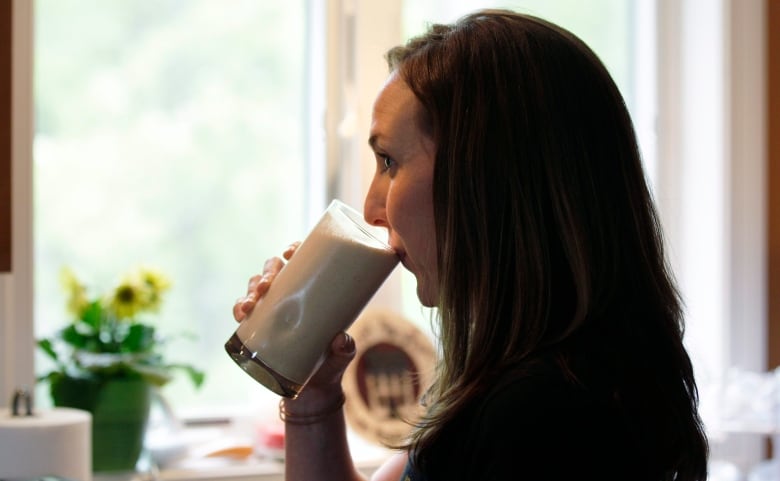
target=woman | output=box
[234,9,709,481]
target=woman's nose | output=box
[363,180,389,228]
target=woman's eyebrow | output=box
[368,134,380,150]
[369,133,394,154]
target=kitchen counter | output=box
[95,426,392,481]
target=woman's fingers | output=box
[232,297,246,322]
[308,332,357,386]
[246,273,264,298]
[283,241,301,261]
[232,255,288,322]
[232,242,300,323]
[262,256,285,283]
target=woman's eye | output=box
[381,155,394,171]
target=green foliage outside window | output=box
[34,0,308,410]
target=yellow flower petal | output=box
[109,278,150,320]
[59,267,89,318]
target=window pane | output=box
[34,0,310,413]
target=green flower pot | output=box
[51,375,152,473]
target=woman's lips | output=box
[395,252,412,273]
[388,240,411,272]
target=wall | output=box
[0,0,34,408]
[767,0,780,372]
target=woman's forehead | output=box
[370,76,423,144]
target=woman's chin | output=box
[416,285,438,308]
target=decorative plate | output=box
[343,307,437,446]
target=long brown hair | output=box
[387,10,707,480]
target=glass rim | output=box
[328,199,393,250]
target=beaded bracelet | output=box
[279,393,346,425]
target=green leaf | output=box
[122,324,156,353]
[168,363,206,389]
[37,338,60,364]
[36,372,54,384]
[80,300,104,329]
[61,324,93,348]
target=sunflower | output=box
[136,266,172,312]
[109,276,150,320]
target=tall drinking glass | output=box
[225,199,399,398]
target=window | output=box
[33,0,315,414]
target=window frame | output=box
[1,0,34,408]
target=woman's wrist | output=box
[279,391,346,425]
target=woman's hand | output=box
[232,242,300,322]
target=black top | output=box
[399,353,659,481]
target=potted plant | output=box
[37,266,205,473]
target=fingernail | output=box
[337,332,354,352]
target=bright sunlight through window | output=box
[33,0,311,416]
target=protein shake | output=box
[225,199,399,398]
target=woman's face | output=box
[364,73,438,307]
